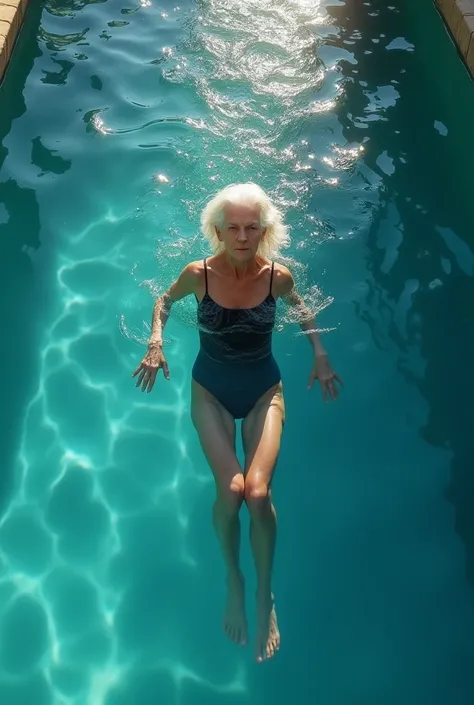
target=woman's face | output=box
[216,203,266,260]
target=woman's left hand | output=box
[308,354,343,402]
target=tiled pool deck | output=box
[0,0,28,84]
[437,0,474,75]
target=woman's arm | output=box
[274,264,342,401]
[274,265,326,354]
[281,281,328,358]
[148,262,200,348]
[133,261,201,392]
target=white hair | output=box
[200,183,290,257]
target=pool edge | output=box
[435,0,474,77]
[0,0,29,85]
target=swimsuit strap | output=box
[269,261,275,294]
[203,258,208,294]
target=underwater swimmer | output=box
[132,183,342,662]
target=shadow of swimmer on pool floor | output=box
[132,183,343,662]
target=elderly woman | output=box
[133,183,342,662]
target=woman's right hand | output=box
[132,343,170,393]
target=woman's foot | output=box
[255,591,280,662]
[224,572,248,646]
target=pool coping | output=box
[436,0,474,77]
[0,0,29,85]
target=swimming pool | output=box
[1,0,474,703]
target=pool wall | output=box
[0,0,29,84]
[436,0,474,76]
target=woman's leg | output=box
[191,380,247,645]
[242,383,285,662]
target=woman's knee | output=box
[216,474,245,515]
[244,477,271,516]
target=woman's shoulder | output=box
[173,260,206,294]
[271,261,294,297]
[181,259,206,278]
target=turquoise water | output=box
[1,0,474,702]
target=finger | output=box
[145,368,158,393]
[140,369,151,392]
[135,368,146,388]
[325,377,335,399]
[321,381,328,403]
[307,373,315,390]
[143,367,155,393]
[162,360,170,380]
[132,363,144,378]
[334,373,344,387]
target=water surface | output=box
[1,1,474,704]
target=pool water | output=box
[1,0,474,703]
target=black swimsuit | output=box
[192,259,281,419]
